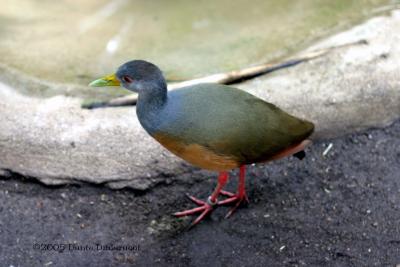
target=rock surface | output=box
[0,11,400,190]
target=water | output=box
[0,0,397,97]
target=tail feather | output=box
[293,150,306,160]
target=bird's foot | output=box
[218,190,249,218]
[173,194,218,227]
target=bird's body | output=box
[137,83,314,171]
[90,60,315,227]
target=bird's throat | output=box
[136,85,167,134]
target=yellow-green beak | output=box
[89,74,120,87]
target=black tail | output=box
[293,150,306,160]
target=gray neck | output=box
[136,81,168,133]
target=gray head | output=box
[115,60,167,93]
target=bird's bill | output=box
[89,74,120,87]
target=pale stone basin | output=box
[0,0,393,99]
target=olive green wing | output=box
[159,84,314,165]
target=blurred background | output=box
[0,0,398,100]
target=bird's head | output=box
[89,60,166,93]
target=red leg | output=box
[218,165,249,218]
[173,171,229,227]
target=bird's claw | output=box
[174,190,249,227]
[185,193,206,206]
[173,194,215,227]
[217,191,249,218]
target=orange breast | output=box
[153,133,240,171]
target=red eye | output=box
[122,75,133,83]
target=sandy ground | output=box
[1,119,399,267]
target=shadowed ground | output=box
[1,119,399,266]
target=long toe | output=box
[185,194,206,206]
[190,206,213,228]
[174,205,210,217]
[220,190,236,197]
[217,192,249,218]
[225,200,242,218]
[173,194,215,226]
[218,191,249,206]
[173,203,214,227]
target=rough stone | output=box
[0,81,192,189]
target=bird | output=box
[90,60,314,227]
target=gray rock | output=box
[0,82,190,188]
[0,11,399,190]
